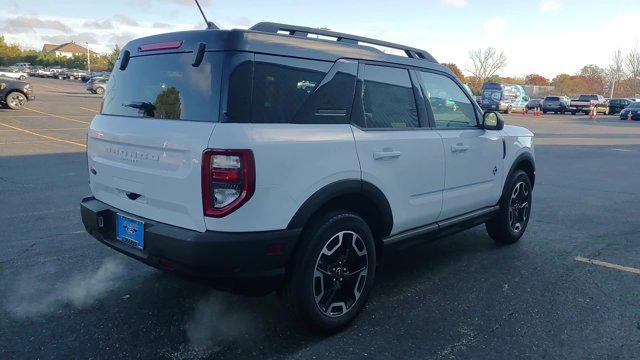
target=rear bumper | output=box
[80,196,301,292]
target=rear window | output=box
[545,97,560,101]
[578,95,597,101]
[101,52,221,122]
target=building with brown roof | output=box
[42,42,98,58]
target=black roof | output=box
[122,22,450,74]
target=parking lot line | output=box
[36,83,68,92]
[23,107,89,124]
[79,106,99,113]
[0,122,86,148]
[575,256,640,275]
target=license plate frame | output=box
[116,214,144,250]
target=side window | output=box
[293,59,357,124]
[360,64,419,129]
[417,71,478,129]
[251,55,331,123]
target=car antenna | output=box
[194,0,219,29]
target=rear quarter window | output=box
[101,52,221,122]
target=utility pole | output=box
[86,42,91,73]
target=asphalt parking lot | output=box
[1,77,640,359]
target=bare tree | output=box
[626,44,640,96]
[607,49,625,98]
[467,47,507,93]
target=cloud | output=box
[113,14,139,27]
[83,19,114,29]
[1,16,72,33]
[440,0,468,7]
[108,32,138,48]
[483,16,507,36]
[42,32,99,45]
[541,1,561,12]
[152,22,173,29]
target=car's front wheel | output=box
[95,87,105,95]
[486,170,532,244]
[284,210,376,333]
[5,91,27,110]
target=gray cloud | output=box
[83,19,114,29]
[1,16,72,34]
[108,32,137,48]
[152,22,173,29]
[113,14,139,27]
[41,32,99,45]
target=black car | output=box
[0,77,35,110]
[526,99,543,111]
[620,101,640,120]
[542,96,570,114]
[608,98,635,115]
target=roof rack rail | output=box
[249,22,437,62]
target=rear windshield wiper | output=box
[124,102,156,117]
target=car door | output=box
[351,63,445,234]
[415,70,503,220]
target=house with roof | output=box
[42,42,98,58]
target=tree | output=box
[579,65,606,94]
[441,63,466,83]
[626,45,640,96]
[607,49,625,98]
[524,74,550,86]
[106,44,121,71]
[466,47,507,94]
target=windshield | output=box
[546,97,559,101]
[482,89,502,102]
[101,52,221,122]
[578,95,597,101]
[629,102,640,108]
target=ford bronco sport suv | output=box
[81,22,535,332]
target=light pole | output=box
[86,42,91,73]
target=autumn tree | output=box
[524,74,550,86]
[626,45,640,96]
[441,63,466,83]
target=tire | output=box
[542,110,547,114]
[486,170,532,245]
[5,91,27,110]
[571,111,577,115]
[19,75,26,81]
[283,210,377,333]
[95,87,105,95]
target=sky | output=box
[1,0,639,78]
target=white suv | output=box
[81,22,535,332]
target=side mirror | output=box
[0,83,5,90]
[483,111,504,131]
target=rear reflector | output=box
[138,40,183,52]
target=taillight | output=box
[202,149,255,218]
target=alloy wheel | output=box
[8,93,26,109]
[508,181,530,233]
[313,230,368,318]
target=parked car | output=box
[0,67,28,81]
[480,83,528,113]
[569,94,609,115]
[14,62,31,69]
[608,98,635,115]
[86,77,108,95]
[63,69,88,80]
[526,99,543,111]
[620,101,640,120]
[80,22,536,332]
[0,77,35,110]
[542,96,571,114]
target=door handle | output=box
[373,150,402,160]
[451,144,471,153]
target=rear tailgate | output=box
[88,41,223,232]
[88,117,215,232]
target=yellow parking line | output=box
[79,106,99,113]
[0,127,86,131]
[575,256,640,275]
[0,122,86,148]
[23,107,89,124]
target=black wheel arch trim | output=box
[503,152,535,199]
[286,179,393,237]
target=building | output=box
[42,42,97,58]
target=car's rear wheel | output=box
[95,87,105,95]
[284,210,376,333]
[486,170,532,244]
[5,91,27,110]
